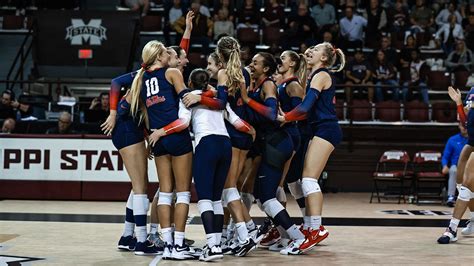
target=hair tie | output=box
[141,63,148,69]
[332,45,337,55]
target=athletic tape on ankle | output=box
[157,192,173,206]
[301,177,321,197]
[262,198,285,218]
[276,186,287,203]
[176,191,191,205]
[288,181,304,199]
[197,199,213,214]
[458,186,474,202]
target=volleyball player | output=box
[278,42,346,253]
[437,86,474,243]
[240,52,307,255]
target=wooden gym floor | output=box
[0,193,473,265]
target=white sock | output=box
[206,233,217,247]
[149,223,158,234]
[161,227,173,246]
[124,221,134,237]
[132,194,149,243]
[286,224,305,240]
[174,231,185,247]
[235,222,249,244]
[303,216,311,230]
[470,212,474,221]
[246,220,256,231]
[277,225,290,239]
[213,233,221,247]
[449,218,460,231]
[309,216,322,230]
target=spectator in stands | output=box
[174,0,213,54]
[409,0,434,33]
[236,0,259,30]
[310,0,336,31]
[89,92,109,112]
[262,0,284,28]
[362,0,388,48]
[373,49,400,102]
[0,90,16,120]
[1,118,15,134]
[197,0,211,17]
[169,0,186,26]
[240,45,252,66]
[345,48,374,102]
[445,39,474,72]
[124,0,149,17]
[379,36,398,64]
[435,14,464,54]
[464,14,474,52]
[442,124,469,207]
[389,0,409,33]
[435,1,462,27]
[401,49,429,104]
[322,30,334,43]
[400,34,417,71]
[213,8,234,40]
[46,111,76,134]
[285,2,317,49]
[339,6,367,50]
[213,0,235,22]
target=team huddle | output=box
[97,11,474,262]
[99,10,344,262]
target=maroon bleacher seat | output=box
[336,99,344,120]
[187,52,206,68]
[432,101,457,122]
[454,71,470,90]
[413,150,445,204]
[263,27,282,46]
[141,15,162,31]
[428,71,451,91]
[348,99,372,121]
[375,100,401,122]
[404,100,429,122]
[237,28,259,45]
[3,15,24,29]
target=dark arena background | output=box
[0,0,473,265]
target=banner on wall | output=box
[0,138,158,182]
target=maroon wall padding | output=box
[0,180,82,200]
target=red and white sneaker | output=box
[259,227,281,248]
[299,225,310,238]
[299,225,329,253]
[279,238,304,255]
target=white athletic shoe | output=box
[162,244,172,260]
[269,238,290,252]
[199,245,223,262]
[280,238,304,255]
[461,220,474,235]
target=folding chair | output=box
[370,150,411,203]
[413,150,446,204]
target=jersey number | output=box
[146,77,160,97]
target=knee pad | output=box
[262,198,285,218]
[212,201,224,215]
[458,186,474,202]
[157,192,173,206]
[288,181,304,200]
[276,186,287,203]
[197,199,213,214]
[223,187,241,206]
[176,191,191,205]
[301,177,321,197]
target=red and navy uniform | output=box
[285,68,342,147]
[225,68,255,150]
[112,98,145,150]
[140,68,192,156]
[464,87,474,146]
[277,76,302,152]
[108,72,145,150]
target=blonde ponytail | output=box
[333,48,346,73]
[226,49,244,90]
[296,53,308,86]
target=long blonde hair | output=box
[130,40,167,127]
[317,42,346,73]
[216,36,244,90]
[284,50,308,86]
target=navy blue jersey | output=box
[465,87,474,108]
[140,68,179,129]
[227,68,255,122]
[277,77,300,113]
[248,77,279,131]
[307,68,338,124]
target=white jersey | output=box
[179,90,246,146]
